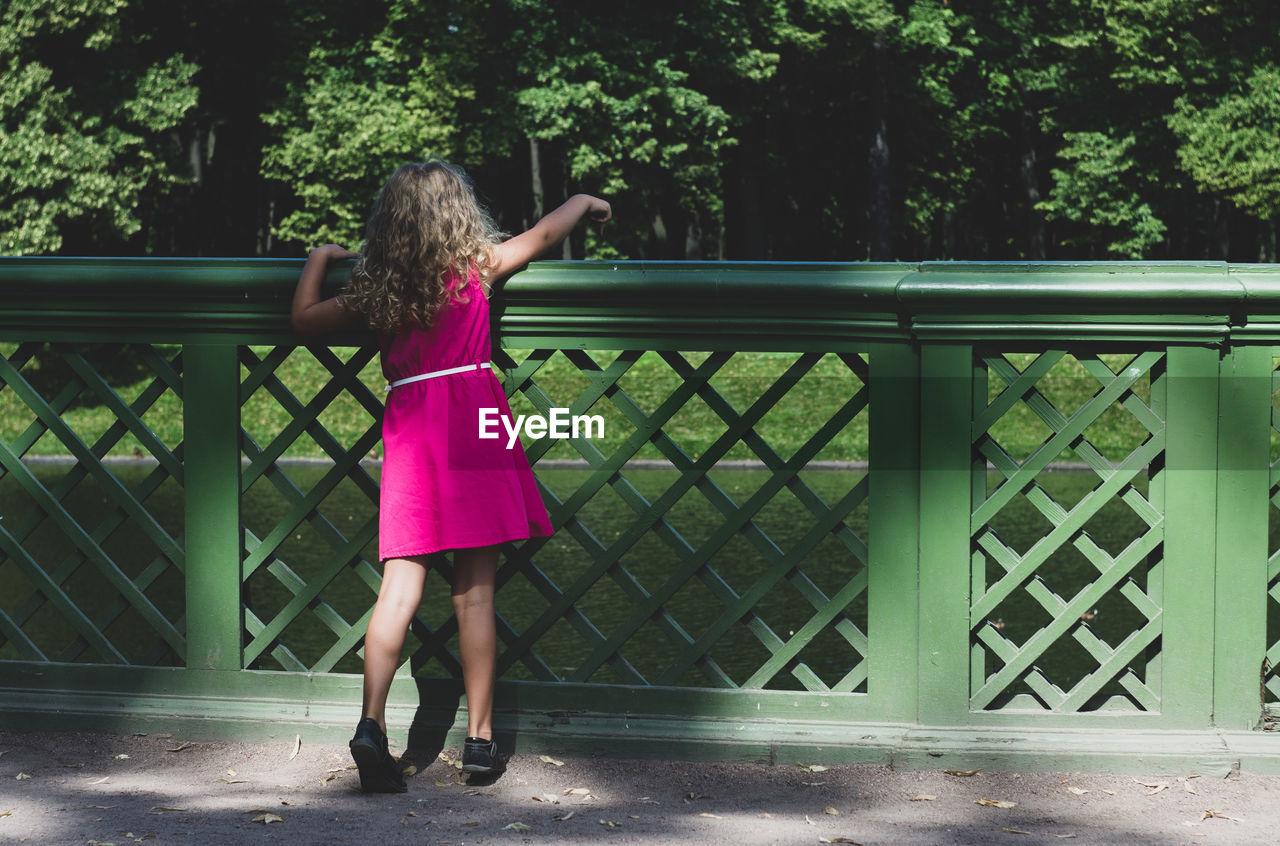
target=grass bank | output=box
[1,343,1160,463]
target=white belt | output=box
[386,362,491,391]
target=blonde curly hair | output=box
[341,161,504,332]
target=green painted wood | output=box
[1212,344,1271,730]
[917,343,976,726]
[1160,345,1221,728]
[10,260,1280,769]
[182,345,243,671]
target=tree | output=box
[0,0,197,254]
[259,1,471,249]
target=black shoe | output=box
[349,717,407,793]
[462,736,504,774]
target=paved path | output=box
[3,728,1280,844]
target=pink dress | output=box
[377,270,552,560]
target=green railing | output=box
[4,258,1280,773]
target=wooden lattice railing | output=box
[4,259,1280,772]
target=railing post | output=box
[867,341,921,722]
[1160,344,1221,727]
[183,343,243,671]
[1212,343,1271,729]
[916,342,975,725]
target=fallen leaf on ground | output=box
[806,815,816,825]
[1184,780,1198,795]
[14,773,30,781]
[0,809,11,818]
[1145,785,1168,796]
[818,838,863,844]
[165,742,192,753]
[1067,787,1089,795]
[824,806,840,815]
[504,822,532,831]
[1102,790,1116,796]
[759,812,774,818]
[539,755,565,767]
[628,815,639,819]
[532,794,560,803]
[251,813,284,824]
[945,768,981,777]
[908,795,937,802]
[461,821,479,827]
[401,764,417,777]
[114,754,130,760]
[798,764,829,773]
[1134,779,1165,789]
[803,781,827,786]
[1003,828,1032,835]
[150,807,188,813]
[565,787,592,796]
[87,777,110,785]
[553,811,575,821]
[1201,810,1243,822]
[974,799,1018,808]
[1053,835,1078,839]
[289,735,301,761]
[685,792,705,801]
[600,819,621,827]
[226,769,237,777]
[639,797,660,804]
[699,813,722,819]
[214,778,247,784]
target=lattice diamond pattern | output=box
[492,349,870,692]
[1265,357,1280,703]
[0,342,186,666]
[239,344,385,673]
[971,351,1165,712]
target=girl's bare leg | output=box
[452,545,500,740]
[362,555,429,732]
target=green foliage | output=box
[1170,65,1280,219]
[1039,131,1167,258]
[4,0,1280,260]
[0,0,197,254]
[260,7,470,249]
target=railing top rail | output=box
[4,257,1280,345]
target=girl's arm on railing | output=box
[291,244,361,335]
[488,194,611,281]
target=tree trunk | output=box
[868,35,891,261]
[684,211,703,259]
[529,137,544,223]
[1019,106,1046,259]
[1213,198,1230,259]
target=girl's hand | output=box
[584,196,612,225]
[310,244,358,261]
[293,244,360,335]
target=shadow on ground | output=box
[1,728,1277,845]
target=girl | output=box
[292,160,611,793]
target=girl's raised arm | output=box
[490,194,611,281]
[291,244,362,335]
